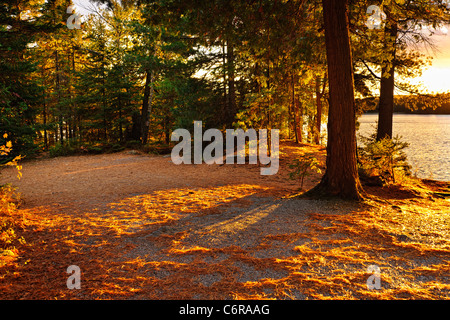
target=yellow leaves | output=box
[16,164,23,180]
[0,136,23,180]
[0,186,23,268]
[0,145,9,156]
[169,246,212,255]
[1,134,12,155]
[4,156,23,180]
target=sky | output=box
[411,30,450,93]
[72,0,450,94]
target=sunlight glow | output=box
[412,66,450,93]
[413,28,450,93]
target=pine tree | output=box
[0,0,47,156]
[308,0,364,200]
[351,0,450,140]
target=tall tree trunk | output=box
[314,76,326,145]
[376,22,397,141]
[141,69,154,144]
[222,42,228,127]
[309,0,363,200]
[295,94,303,143]
[226,40,237,128]
[55,50,64,144]
[130,112,141,141]
[66,123,70,141]
[164,115,171,145]
[118,95,123,143]
[43,92,48,150]
[42,69,48,150]
[78,114,82,143]
[71,47,77,142]
[102,90,107,141]
[101,55,108,141]
[291,74,298,143]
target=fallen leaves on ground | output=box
[0,142,448,300]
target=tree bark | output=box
[43,91,48,150]
[291,74,298,143]
[376,22,397,141]
[141,69,155,144]
[71,47,77,141]
[295,94,303,143]
[226,40,237,128]
[222,42,228,127]
[118,95,123,142]
[55,50,64,144]
[130,112,141,141]
[309,0,364,200]
[314,76,326,145]
[101,57,108,141]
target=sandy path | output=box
[2,150,302,210]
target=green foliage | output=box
[350,0,450,114]
[358,134,411,184]
[0,0,43,158]
[0,0,448,162]
[48,142,79,157]
[0,68,39,158]
[48,140,125,157]
[288,154,322,189]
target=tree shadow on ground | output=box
[2,182,449,299]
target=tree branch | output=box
[358,59,381,80]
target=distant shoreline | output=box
[363,110,450,115]
[360,98,450,115]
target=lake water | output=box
[357,114,450,182]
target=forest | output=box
[1,1,448,148]
[0,0,450,301]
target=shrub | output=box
[48,142,78,157]
[48,140,128,157]
[107,143,125,153]
[125,140,142,149]
[0,135,24,264]
[0,184,25,264]
[358,134,411,185]
[0,133,23,180]
[288,153,322,189]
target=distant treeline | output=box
[363,95,450,115]
[393,103,450,114]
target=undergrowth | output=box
[0,133,25,266]
[48,140,126,157]
[0,184,25,266]
[358,134,411,185]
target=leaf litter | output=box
[0,141,448,299]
